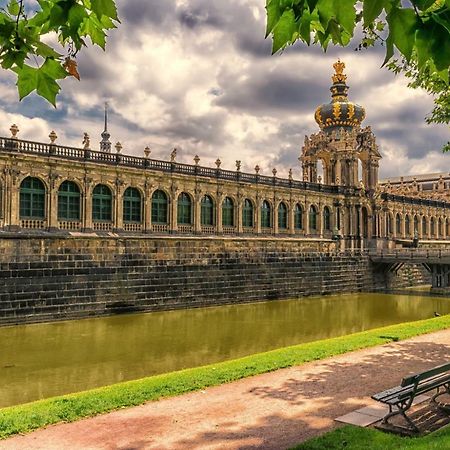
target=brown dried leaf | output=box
[64,57,80,81]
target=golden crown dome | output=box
[314,60,365,133]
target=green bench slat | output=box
[401,362,450,387]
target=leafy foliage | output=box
[0,0,118,105]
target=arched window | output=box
[242,199,254,228]
[387,214,393,235]
[20,177,46,219]
[430,217,435,237]
[396,213,401,235]
[294,203,303,230]
[405,215,411,236]
[92,184,112,221]
[123,187,141,223]
[152,190,168,224]
[414,215,419,234]
[177,192,192,225]
[362,207,368,238]
[222,197,234,227]
[58,180,80,221]
[323,206,331,231]
[309,205,318,231]
[261,200,271,228]
[201,195,214,226]
[278,202,287,229]
[438,218,443,238]
[422,216,427,236]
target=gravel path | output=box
[1,329,449,450]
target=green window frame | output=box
[201,195,214,226]
[261,200,271,228]
[151,190,168,224]
[278,202,287,229]
[177,192,192,225]
[309,205,317,231]
[20,177,45,219]
[92,184,112,222]
[58,180,80,221]
[222,197,234,227]
[242,199,253,227]
[294,204,303,230]
[323,206,331,231]
[123,187,142,223]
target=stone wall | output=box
[0,234,374,325]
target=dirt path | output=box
[2,329,450,450]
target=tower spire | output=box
[100,102,111,152]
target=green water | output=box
[1,292,449,408]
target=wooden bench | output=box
[371,362,450,431]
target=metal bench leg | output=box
[431,383,450,411]
[382,402,419,432]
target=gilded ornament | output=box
[332,59,347,84]
[332,102,341,120]
[347,103,355,120]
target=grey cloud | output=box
[118,0,176,26]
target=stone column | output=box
[273,199,279,235]
[170,187,178,232]
[48,174,59,231]
[83,177,93,231]
[194,190,201,233]
[255,196,261,234]
[217,192,223,233]
[144,182,151,233]
[305,201,310,236]
[289,200,295,235]
[114,180,124,231]
[237,194,243,233]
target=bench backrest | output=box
[401,362,450,387]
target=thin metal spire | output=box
[104,102,108,132]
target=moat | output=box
[1,292,449,408]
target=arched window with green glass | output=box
[309,205,318,232]
[261,200,271,228]
[177,192,192,225]
[151,190,168,224]
[20,177,46,219]
[422,216,427,236]
[222,197,234,227]
[396,213,401,235]
[92,184,112,222]
[201,195,214,226]
[242,199,254,228]
[294,203,303,230]
[323,206,331,231]
[278,202,287,229]
[58,180,80,221]
[123,187,142,223]
[405,215,411,236]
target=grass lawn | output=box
[293,424,450,450]
[0,314,449,439]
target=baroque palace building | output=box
[0,60,449,249]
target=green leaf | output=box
[412,0,436,11]
[334,0,356,35]
[91,0,118,21]
[386,7,418,61]
[317,0,334,30]
[298,9,313,43]
[14,64,38,100]
[41,58,67,80]
[266,0,282,38]
[68,4,89,33]
[382,32,394,66]
[8,0,20,16]
[34,41,62,59]
[272,9,296,53]
[432,12,450,35]
[431,26,450,71]
[36,70,61,106]
[363,0,385,26]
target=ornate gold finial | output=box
[332,59,347,84]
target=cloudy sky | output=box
[0,0,448,179]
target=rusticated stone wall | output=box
[0,234,376,325]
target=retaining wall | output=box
[0,234,376,325]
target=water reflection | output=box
[1,292,449,408]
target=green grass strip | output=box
[292,424,450,449]
[1,315,449,439]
